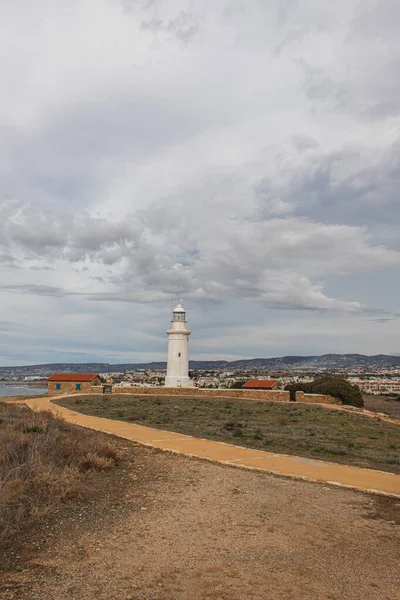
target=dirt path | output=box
[26,396,400,498]
[2,442,399,600]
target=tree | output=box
[285,377,364,408]
[285,381,313,402]
[230,381,247,389]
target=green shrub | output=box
[285,377,364,408]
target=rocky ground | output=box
[1,438,399,600]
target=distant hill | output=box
[1,354,400,378]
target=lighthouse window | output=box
[178,352,181,357]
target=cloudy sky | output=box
[1,0,399,366]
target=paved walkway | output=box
[26,396,400,498]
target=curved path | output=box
[26,395,400,498]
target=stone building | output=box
[47,373,102,395]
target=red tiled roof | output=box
[242,379,278,389]
[47,373,101,382]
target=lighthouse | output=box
[165,301,193,388]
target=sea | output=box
[0,383,47,398]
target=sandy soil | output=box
[1,441,399,600]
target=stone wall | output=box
[48,381,98,396]
[88,385,339,405]
[108,386,290,403]
[295,391,341,405]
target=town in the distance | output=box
[1,301,400,397]
[2,355,400,396]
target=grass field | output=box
[56,394,400,473]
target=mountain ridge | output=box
[1,354,400,377]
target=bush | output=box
[285,377,364,408]
[285,382,313,403]
[0,402,122,544]
[230,381,247,389]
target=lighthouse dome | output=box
[173,302,185,313]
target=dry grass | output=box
[0,402,122,545]
[57,394,400,473]
[363,395,400,420]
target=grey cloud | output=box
[1,0,400,362]
[87,290,171,303]
[303,67,347,110]
[255,142,400,236]
[2,196,399,314]
[0,320,26,332]
[294,151,400,230]
[166,11,199,43]
[2,96,207,216]
[0,284,67,297]
[368,317,398,324]
[0,249,19,267]
[3,205,143,264]
[277,1,400,120]
[141,7,199,43]
[346,0,400,119]
[9,216,68,252]
[292,135,319,153]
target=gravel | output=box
[1,443,399,600]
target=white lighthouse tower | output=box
[165,301,193,388]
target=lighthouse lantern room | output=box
[165,301,193,388]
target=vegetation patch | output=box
[286,376,364,407]
[56,394,400,473]
[0,402,123,546]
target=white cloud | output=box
[0,0,399,363]
[2,204,399,313]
